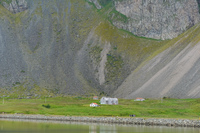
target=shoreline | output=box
[0,114,200,128]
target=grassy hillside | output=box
[0,97,200,119]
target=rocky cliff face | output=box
[1,0,28,13]
[112,0,200,40]
[0,0,200,99]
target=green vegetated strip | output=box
[0,97,200,119]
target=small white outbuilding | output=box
[134,98,145,101]
[100,97,118,105]
[90,103,99,107]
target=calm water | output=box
[0,119,200,133]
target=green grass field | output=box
[0,97,200,119]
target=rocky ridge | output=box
[1,0,28,13]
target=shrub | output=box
[42,104,51,109]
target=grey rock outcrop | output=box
[88,0,102,9]
[113,0,200,40]
[2,0,28,13]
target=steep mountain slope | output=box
[114,23,200,99]
[0,0,200,99]
[0,0,102,96]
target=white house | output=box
[90,103,99,107]
[100,97,118,105]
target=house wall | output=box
[100,97,118,105]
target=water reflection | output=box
[89,125,117,133]
[88,124,200,133]
[0,119,199,133]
